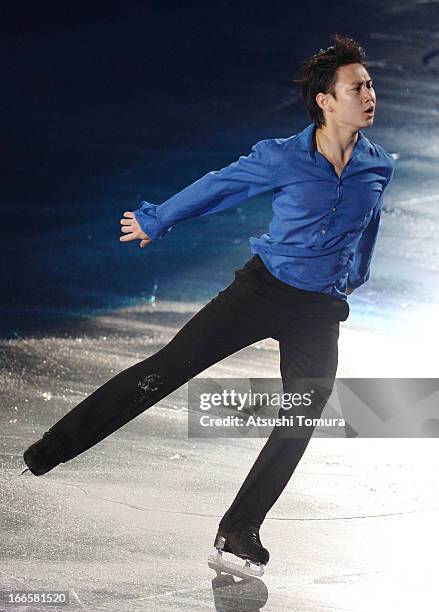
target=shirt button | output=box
[332,207,336,212]
[321,229,326,234]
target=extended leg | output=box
[23,273,273,475]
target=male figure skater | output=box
[23,35,395,576]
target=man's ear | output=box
[316,91,332,113]
[316,92,332,114]
[315,92,325,112]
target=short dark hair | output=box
[293,34,369,127]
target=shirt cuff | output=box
[134,201,172,241]
[347,270,370,290]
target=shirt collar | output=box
[296,122,373,159]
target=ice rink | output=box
[1,302,438,610]
[1,1,439,610]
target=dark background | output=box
[2,0,438,338]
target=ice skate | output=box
[207,526,269,579]
[22,432,65,476]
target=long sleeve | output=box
[347,197,383,290]
[133,139,274,240]
[347,156,395,290]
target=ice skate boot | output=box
[22,432,65,476]
[208,525,269,579]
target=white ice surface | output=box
[1,300,437,611]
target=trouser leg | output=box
[25,265,275,472]
[219,317,340,531]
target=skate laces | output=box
[245,527,262,546]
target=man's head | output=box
[294,34,376,130]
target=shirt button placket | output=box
[334,180,342,212]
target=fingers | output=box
[120,225,135,233]
[119,212,138,241]
[120,232,151,244]
[120,217,138,228]
[120,233,139,242]
[119,211,151,245]
[120,225,141,241]
[120,213,140,232]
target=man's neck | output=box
[314,124,359,163]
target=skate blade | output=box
[208,551,265,579]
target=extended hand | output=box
[119,211,152,248]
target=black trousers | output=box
[36,255,349,532]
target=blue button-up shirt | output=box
[134,123,395,300]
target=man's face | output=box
[319,63,376,129]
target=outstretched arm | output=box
[131,139,274,242]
